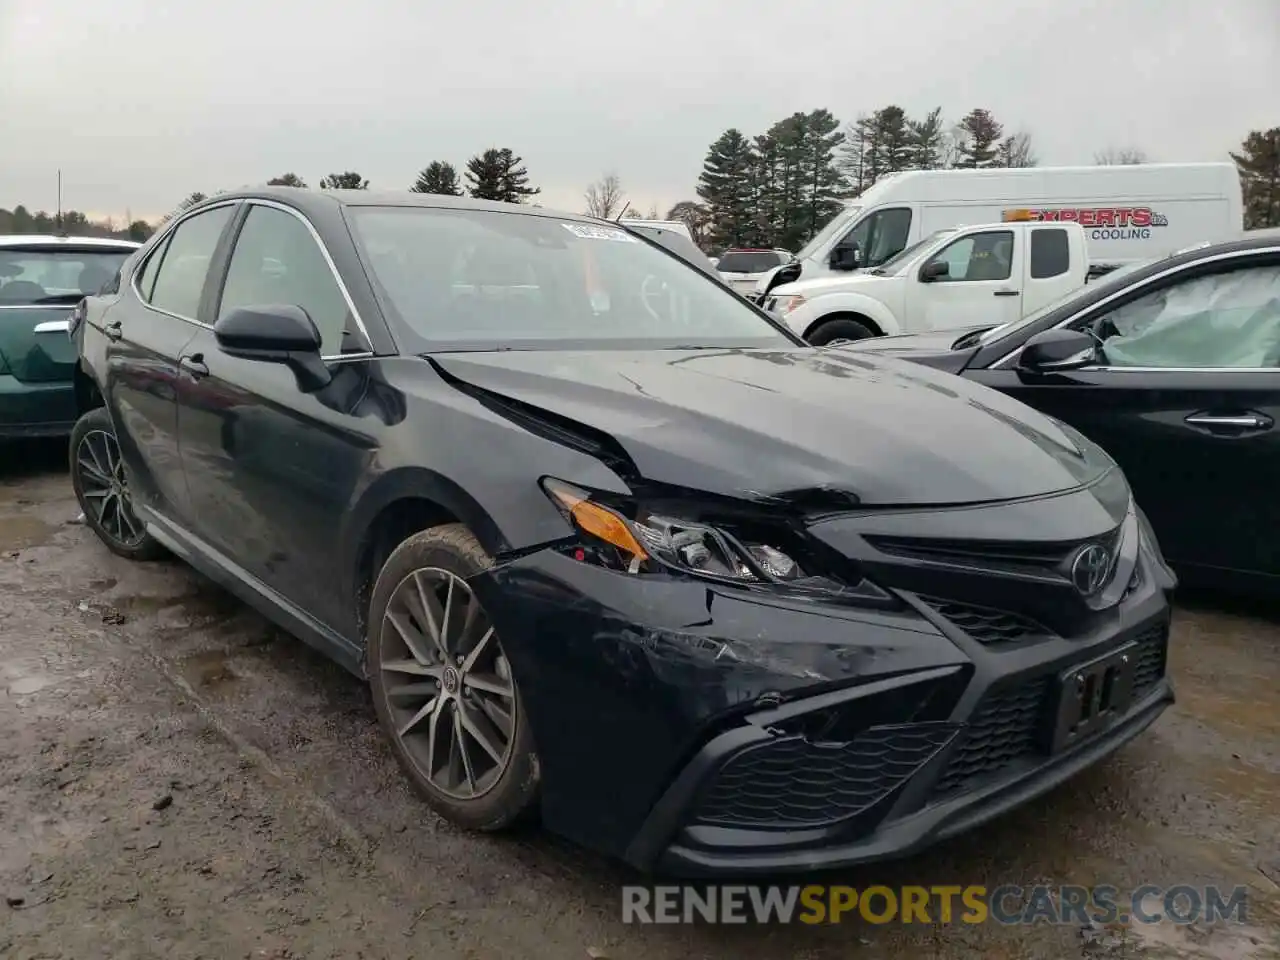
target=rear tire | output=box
[69,407,166,562]
[808,317,877,346]
[367,523,540,832]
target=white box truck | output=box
[755,163,1244,301]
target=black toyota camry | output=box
[69,188,1175,876]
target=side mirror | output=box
[214,304,333,392]
[829,242,861,271]
[919,260,949,282]
[1017,329,1098,374]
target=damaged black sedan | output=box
[70,188,1176,876]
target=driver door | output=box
[910,228,1023,332]
[176,201,374,630]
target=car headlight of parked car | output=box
[773,294,806,315]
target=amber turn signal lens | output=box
[544,482,650,561]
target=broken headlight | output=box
[542,478,808,584]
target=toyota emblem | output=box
[1070,544,1112,597]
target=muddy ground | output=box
[1,440,1278,960]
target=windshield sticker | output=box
[560,223,638,243]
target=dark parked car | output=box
[0,236,139,438]
[69,188,1174,875]
[842,235,1280,597]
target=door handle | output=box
[1185,412,1273,431]
[179,355,209,379]
[103,320,123,341]
[993,289,1020,297]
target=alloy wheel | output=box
[75,429,146,547]
[378,568,516,800]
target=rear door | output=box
[1022,225,1078,312]
[103,203,237,519]
[909,227,1023,331]
[968,251,1280,584]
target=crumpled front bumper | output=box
[471,534,1173,876]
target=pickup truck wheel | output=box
[807,318,876,345]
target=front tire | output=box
[69,407,165,561]
[367,523,539,832]
[808,317,877,346]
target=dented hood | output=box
[431,348,1113,506]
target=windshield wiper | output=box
[868,267,889,276]
[950,327,996,350]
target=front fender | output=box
[782,292,902,339]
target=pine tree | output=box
[267,173,307,188]
[1232,128,1280,229]
[956,109,1004,168]
[839,116,875,197]
[319,172,369,189]
[908,107,947,170]
[872,106,912,176]
[466,148,539,203]
[411,161,463,196]
[696,128,756,248]
[796,108,846,245]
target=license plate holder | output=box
[1049,642,1138,753]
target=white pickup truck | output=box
[764,220,1089,344]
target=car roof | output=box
[0,235,141,250]
[200,186,597,224]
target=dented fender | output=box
[467,547,968,861]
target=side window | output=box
[925,230,1013,282]
[148,206,233,318]
[133,234,172,303]
[842,207,912,267]
[1030,228,1070,279]
[1087,263,1280,368]
[218,205,352,355]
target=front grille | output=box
[931,622,1171,800]
[692,724,956,828]
[931,677,1050,797]
[1131,623,1168,693]
[919,595,1052,645]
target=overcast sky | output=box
[1,0,1277,222]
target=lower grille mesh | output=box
[931,623,1169,799]
[693,724,956,828]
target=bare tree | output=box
[998,131,1038,168]
[584,172,627,219]
[1095,147,1149,166]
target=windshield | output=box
[716,250,785,274]
[976,257,1159,346]
[795,206,861,261]
[873,230,956,274]
[0,248,132,305]
[348,207,798,350]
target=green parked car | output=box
[0,236,140,438]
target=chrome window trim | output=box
[0,304,80,311]
[129,198,240,330]
[128,197,376,363]
[989,245,1280,370]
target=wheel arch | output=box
[343,467,511,646]
[803,311,887,341]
